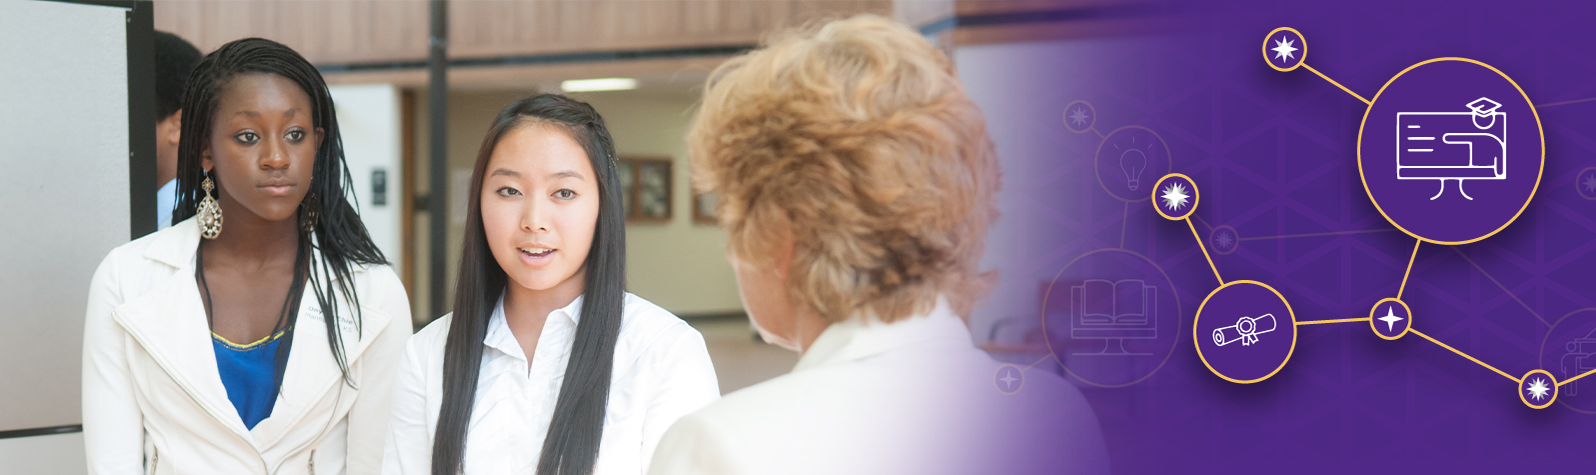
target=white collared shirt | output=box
[649,298,1110,475]
[384,292,720,475]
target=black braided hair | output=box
[174,37,387,389]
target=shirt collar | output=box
[483,290,586,360]
[792,296,973,372]
[143,217,365,279]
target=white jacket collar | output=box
[793,296,973,372]
[112,217,390,447]
[144,217,368,279]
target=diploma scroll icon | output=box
[1213,313,1277,347]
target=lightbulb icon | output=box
[1096,126,1169,202]
[1120,148,1147,191]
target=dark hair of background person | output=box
[154,31,201,121]
[172,37,387,391]
[431,94,626,475]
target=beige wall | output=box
[408,88,741,324]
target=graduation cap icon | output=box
[1467,97,1502,117]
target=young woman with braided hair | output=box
[83,37,411,474]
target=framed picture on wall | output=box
[693,191,718,225]
[619,156,672,222]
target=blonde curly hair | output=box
[689,14,1000,324]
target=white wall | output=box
[329,84,405,276]
[0,432,85,475]
[0,1,133,472]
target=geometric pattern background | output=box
[988,0,1596,472]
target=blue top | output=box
[212,331,284,430]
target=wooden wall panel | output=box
[155,0,903,67]
[154,0,430,65]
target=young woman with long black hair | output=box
[383,94,719,475]
[83,38,412,474]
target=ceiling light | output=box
[560,78,637,92]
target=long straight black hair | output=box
[173,38,387,389]
[432,94,627,475]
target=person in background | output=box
[153,30,201,229]
[83,38,410,474]
[383,94,719,475]
[649,15,1110,475]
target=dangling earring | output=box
[198,173,223,239]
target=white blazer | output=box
[648,299,1111,475]
[82,218,412,475]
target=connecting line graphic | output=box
[1408,329,1520,384]
[1536,97,1596,109]
[1236,228,1398,242]
[1024,353,1053,372]
[1296,318,1369,326]
[1185,218,1223,285]
[1449,247,1551,327]
[990,353,1064,395]
[1120,202,1130,249]
[1562,364,1596,388]
[1301,63,1371,105]
[1398,239,1420,300]
[1167,197,1537,398]
[1144,26,1589,409]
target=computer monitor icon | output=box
[1070,279,1156,356]
[1396,97,1507,200]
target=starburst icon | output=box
[1069,107,1090,127]
[1271,36,1299,63]
[1583,173,1596,195]
[1161,182,1191,211]
[1526,377,1552,401]
[1216,231,1234,250]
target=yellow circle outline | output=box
[1368,297,1412,340]
[1355,57,1546,245]
[1039,247,1184,388]
[1151,173,1199,220]
[1095,125,1173,203]
[1193,280,1298,384]
[993,364,1025,395]
[1537,307,1596,414]
[1210,224,1239,255]
[1064,100,1097,134]
[1519,369,1558,409]
[1578,167,1596,201]
[1263,27,1306,72]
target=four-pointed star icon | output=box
[1378,306,1405,333]
[999,369,1019,389]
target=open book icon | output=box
[1069,279,1157,355]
